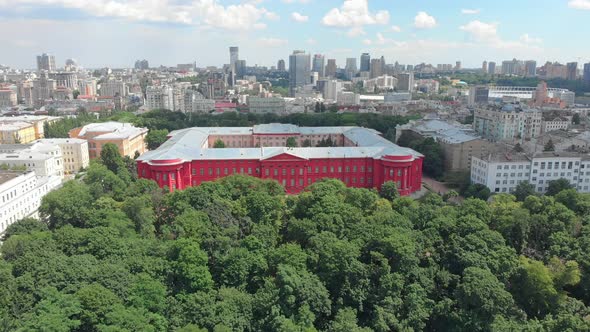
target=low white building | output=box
[247,96,286,114]
[337,91,361,106]
[471,151,590,194]
[542,117,570,133]
[0,171,61,234]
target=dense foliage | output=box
[397,131,445,179]
[2,146,590,331]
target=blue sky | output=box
[0,0,589,69]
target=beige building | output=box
[0,122,37,144]
[0,88,17,107]
[34,138,89,174]
[396,119,496,171]
[69,122,148,159]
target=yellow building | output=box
[0,122,37,144]
[69,122,148,159]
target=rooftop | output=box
[0,171,28,186]
[76,121,148,140]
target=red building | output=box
[137,124,424,195]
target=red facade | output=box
[137,152,423,196]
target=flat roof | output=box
[0,171,28,186]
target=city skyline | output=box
[1,0,590,69]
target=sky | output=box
[1,0,590,69]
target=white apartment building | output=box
[192,97,215,113]
[247,97,286,113]
[542,118,570,133]
[145,85,174,110]
[363,75,398,92]
[474,104,542,142]
[0,148,64,178]
[99,80,127,97]
[471,152,590,194]
[34,138,89,174]
[337,92,361,106]
[0,171,61,234]
[323,80,343,102]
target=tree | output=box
[302,139,312,147]
[546,178,574,196]
[146,129,169,150]
[286,137,297,148]
[513,143,524,152]
[544,139,555,152]
[213,139,226,148]
[513,181,536,201]
[572,113,581,125]
[100,143,127,175]
[463,183,491,201]
[379,181,399,201]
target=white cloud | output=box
[390,25,401,32]
[568,0,590,9]
[461,9,481,15]
[282,0,311,3]
[520,33,542,44]
[460,20,499,43]
[0,0,279,30]
[291,12,309,23]
[256,37,288,47]
[363,32,391,46]
[322,0,390,35]
[414,11,437,29]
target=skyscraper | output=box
[312,54,325,78]
[325,59,337,78]
[397,73,414,92]
[277,59,286,72]
[455,61,462,71]
[566,62,578,80]
[345,58,357,79]
[584,63,590,84]
[482,61,488,72]
[370,58,383,78]
[37,53,56,72]
[488,62,496,75]
[289,50,311,97]
[229,47,239,86]
[360,53,371,72]
[524,60,537,77]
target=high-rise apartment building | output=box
[289,50,311,97]
[397,73,414,92]
[482,61,488,72]
[501,59,523,76]
[488,62,496,75]
[584,63,590,84]
[567,62,578,80]
[455,61,462,70]
[370,58,383,79]
[277,59,286,72]
[345,58,357,79]
[134,60,149,70]
[312,54,325,78]
[360,53,371,72]
[524,60,537,77]
[36,53,56,72]
[325,59,337,78]
[99,80,127,97]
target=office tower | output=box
[312,54,325,78]
[51,72,78,89]
[524,60,537,77]
[289,50,311,96]
[229,47,239,69]
[455,61,462,70]
[235,60,246,79]
[325,59,337,78]
[36,53,56,72]
[566,62,578,80]
[488,62,496,75]
[584,63,590,84]
[482,61,488,72]
[370,58,383,78]
[501,59,523,76]
[345,58,357,79]
[397,73,414,92]
[360,53,371,72]
[277,59,286,72]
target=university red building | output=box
[137,124,424,195]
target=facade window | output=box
[232,168,236,174]
[291,169,295,176]
[171,173,175,180]
[360,166,364,172]
[291,179,295,187]
[346,166,350,172]
[323,166,327,173]
[283,169,287,176]
[398,170,402,176]
[274,169,278,176]
[200,168,204,176]
[300,168,304,176]
[330,166,334,173]
[368,167,372,172]
[299,179,303,186]
[192,168,197,175]
[163,174,168,181]
[224,168,228,175]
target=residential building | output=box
[34,138,89,174]
[325,59,337,78]
[277,59,286,72]
[78,78,98,96]
[0,88,17,107]
[0,171,61,234]
[488,61,497,75]
[473,104,542,141]
[524,60,537,77]
[134,59,149,70]
[501,59,523,75]
[69,122,148,158]
[541,117,570,133]
[567,62,578,80]
[323,80,343,102]
[137,125,424,195]
[289,50,311,97]
[471,152,590,194]
[345,58,358,79]
[364,75,397,92]
[396,73,414,92]
[32,72,57,103]
[36,53,56,72]
[482,61,488,72]
[584,63,590,84]
[51,72,78,89]
[0,147,63,178]
[52,87,73,101]
[384,92,411,103]
[468,85,490,106]
[397,119,496,171]
[145,85,174,110]
[247,97,286,114]
[99,80,127,97]
[191,94,215,113]
[370,58,383,78]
